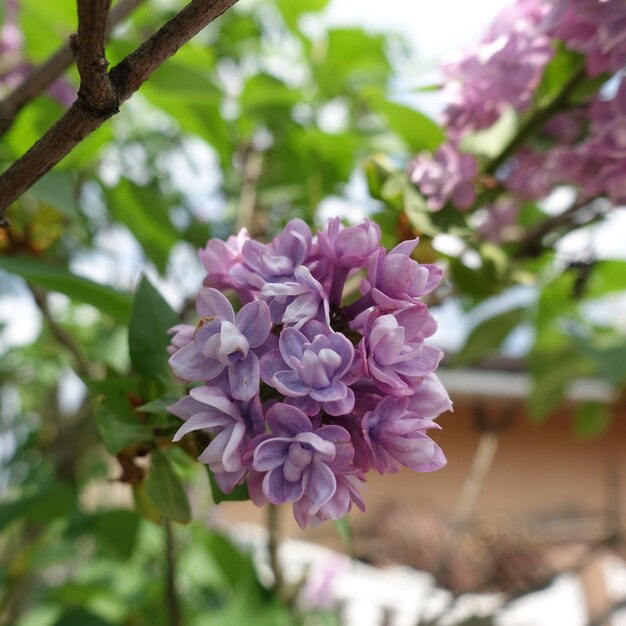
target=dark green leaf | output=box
[0,256,132,323]
[128,275,178,383]
[209,470,250,503]
[53,608,114,626]
[137,395,180,413]
[0,483,75,532]
[95,402,156,454]
[146,450,191,523]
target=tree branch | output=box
[0,0,145,138]
[74,0,118,116]
[0,0,239,227]
[29,285,95,379]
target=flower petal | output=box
[236,300,272,348]
[228,353,260,401]
[196,288,234,322]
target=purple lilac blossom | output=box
[169,387,263,493]
[260,265,329,328]
[359,238,443,312]
[229,219,313,290]
[441,0,552,139]
[260,323,355,416]
[408,143,478,211]
[168,218,449,528]
[361,396,446,474]
[169,288,271,401]
[249,403,360,529]
[361,307,443,397]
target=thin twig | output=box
[267,503,284,596]
[0,0,239,225]
[0,0,145,137]
[164,519,182,626]
[29,285,95,378]
[235,143,264,233]
[74,0,118,115]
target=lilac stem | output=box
[329,266,350,306]
[341,290,375,321]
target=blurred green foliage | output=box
[0,0,624,623]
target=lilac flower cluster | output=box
[168,219,451,528]
[407,0,626,238]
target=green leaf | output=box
[333,517,355,559]
[137,395,180,413]
[0,483,75,532]
[133,482,162,525]
[128,275,178,383]
[209,470,250,503]
[53,608,114,626]
[574,402,612,439]
[457,308,525,365]
[0,256,132,323]
[585,260,626,298]
[105,180,179,273]
[95,402,156,454]
[277,0,329,32]
[460,106,518,158]
[369,98,444,153]
[403,186,439,236]
[93,509,140,560]
[146,450,191,523]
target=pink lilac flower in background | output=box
[168,217,450,528]
[409,0,626,236]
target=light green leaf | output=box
[460,106,518,158]
[370,98,445,153]
[0,256,132,323]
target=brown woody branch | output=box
[0,0,145,138]
[74,0,118,116]
[0,0,239,227]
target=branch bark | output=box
[74,0,118,116]
[0,0,239,226]
[0,0,145,138]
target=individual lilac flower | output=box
[260,265,329,328]
[343,239,442,317]
[360,396,447,474]
[316,217,381,303]
[260,323,355,416]
[230,219,313,289]
[167,324,195,356]
[408,373,453,419]
[199,228,251,296]
[169,288,271,401]
[409,144,478,211]
[249,403,358,528]
[361,307,443,396]
[317,218,381,268]
[168,387,263,493]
